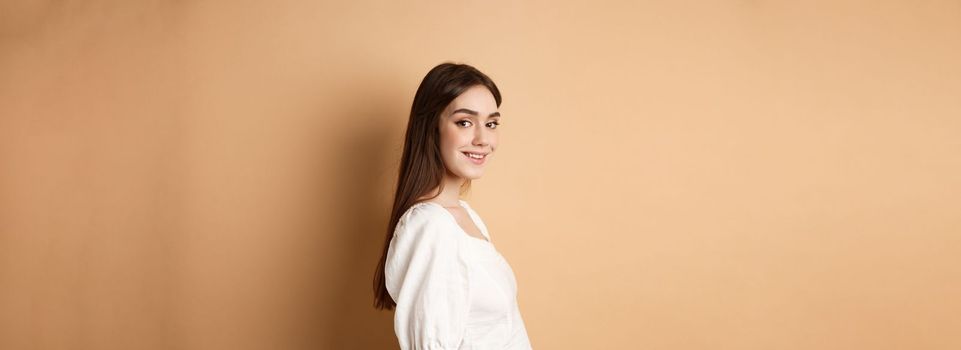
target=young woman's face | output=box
[438,84,500,180]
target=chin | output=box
[457,170,484,180]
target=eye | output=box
[487,121,500,129]
[455,120,472,127]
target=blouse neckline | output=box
[418,200,492,244]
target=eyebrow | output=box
[450,108,501,118]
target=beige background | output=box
[2,0,959,349]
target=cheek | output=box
[488,134,499,150]
[438,126,455,146]
[438,128,463,154]
[441,127,469,145]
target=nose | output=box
[472,125,490,148]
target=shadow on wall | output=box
[312,86,405,349]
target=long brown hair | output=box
[372,62,502,310]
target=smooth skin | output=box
[418,85,501,240]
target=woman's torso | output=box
[415,200,532,349]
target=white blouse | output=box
[385,199,533,350]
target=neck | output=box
[430,171,465,207]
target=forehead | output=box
[447,85,497,112]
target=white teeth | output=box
[464,152,485,159]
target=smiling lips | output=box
[462,151,488,165]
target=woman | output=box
[373,62,533,349]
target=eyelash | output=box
[456,120,500,129]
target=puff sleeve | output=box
[384,205,471,350]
